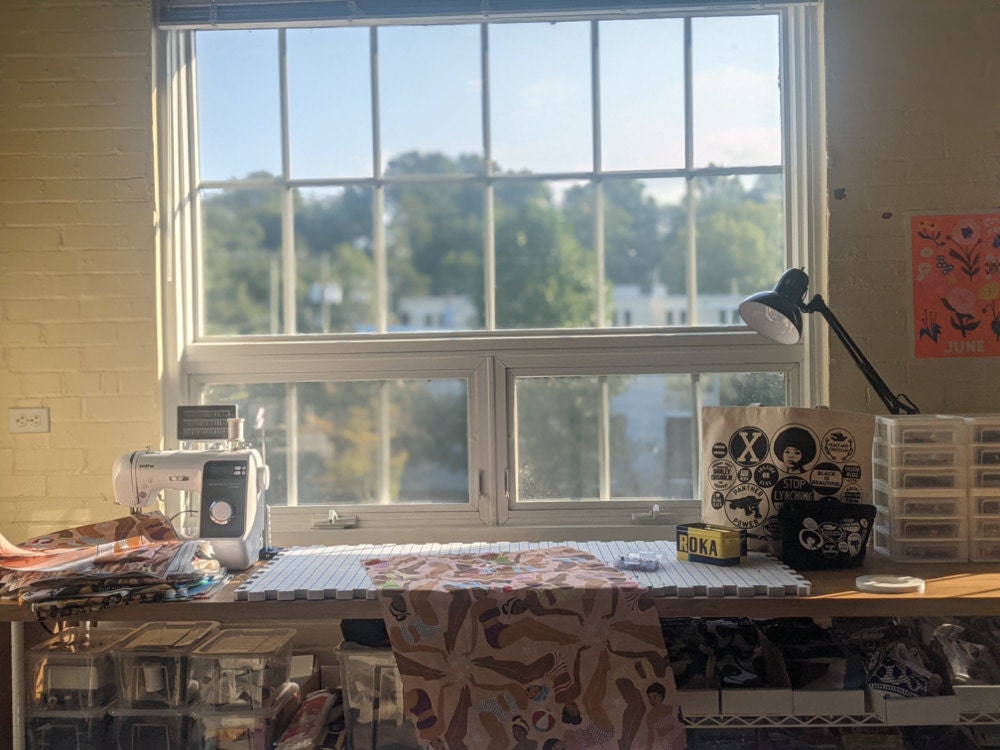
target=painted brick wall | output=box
[825,0,1000,414]
[0,0,159,542]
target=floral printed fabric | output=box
[363,546,686,750]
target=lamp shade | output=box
[738,268,810,345]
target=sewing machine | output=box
[112,446,269,570]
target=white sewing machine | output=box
[112,445,269,570]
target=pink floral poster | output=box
[911,214,1000,358]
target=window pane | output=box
[287,28,373,178]
[704,371,787,407]
[296,379,469,504]
[495,180,597,330]
[385,179,485,332]
[379,25,482,171]
[201,188,283,336]
[297,187,376,334]
[516,376,602,500]
[201,380,469,506]
[196,30,280,181]
[490,22,592,173]
[693,15,781,168]
[515,371,786,502]
[600,19,684,171]
[691,173,785,299]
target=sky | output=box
[192,13,782,199]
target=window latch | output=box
[311,509,359,530]
[631,503,674,525]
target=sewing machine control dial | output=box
[208,500,234,525]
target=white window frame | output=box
[153,3,827,544]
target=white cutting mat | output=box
[233,540,811,601]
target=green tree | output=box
[659,174,784,296]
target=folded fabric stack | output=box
[0,512,226,620]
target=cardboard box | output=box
[792,687,867,717]
[867,690,960,725]
[952,683,1000,715]
[676,688,720,717]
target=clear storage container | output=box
[962,415,1000,444]
[874,511,967,541]
[873,440,964,467]
[873,482,967,518]
[873,460,966,490]
[970,537,1000,562]
[875,415,964,445]
[972,494,1000,516]
[190,627,297,711]
[192,682,298,749]
[110,707,195,750]
[28,625,132,710]
[27,706,111,750]
[970,444,1000,466]
[873,526,968,562]
[113,621,219,709]
[337,643,418,750]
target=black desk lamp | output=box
[738,268,919,415]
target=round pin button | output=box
[855,574,925,594]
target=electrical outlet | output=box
[9,407,50,434]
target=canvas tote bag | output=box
[700,406,876,554]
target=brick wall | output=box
[825,0,1000,413]
[0,0,159,541]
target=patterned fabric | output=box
[0,513,224,620]
[363,546,686,750]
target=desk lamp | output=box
[738,268,919,415]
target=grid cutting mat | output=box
[233,540,811,601]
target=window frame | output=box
[154,3,827,544]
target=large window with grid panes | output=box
[155,1,825,543]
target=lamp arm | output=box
[802,294,919,415]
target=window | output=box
[155,1,824,543]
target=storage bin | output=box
[874,511,967,541]
[962,416,1000,444]
[114,621,219,709]
[28,625,132,710]
[192,681,298,749]
[970,537,1000,562]
[971,466,1000,488]
[873,527,968,562]
[190,627,297,711]
[27,706,111,750]
[970,444,1000,466]
[872,483,966,518]
[873,440,964,467]
[110,707,195,750]
[337,643,418,750]
[872,460,965,490]
[972,494,1000,516]
[874,415,964,446]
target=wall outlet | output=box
[9,407,50,434]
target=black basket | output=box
[778,500,877,570]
